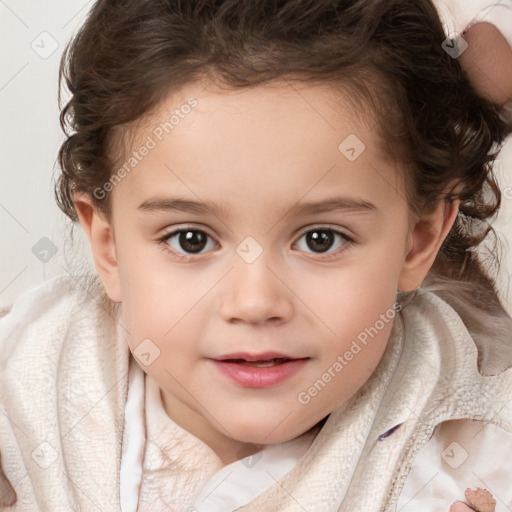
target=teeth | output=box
[233,358,289,367]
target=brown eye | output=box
[162,228,216,256]
[178,230,208,253]
[305,230,335,253]
[294,227,352,257]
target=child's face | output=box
[85,79,452,457]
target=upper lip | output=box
[212,352,306,361]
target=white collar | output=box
[120,356,322,512]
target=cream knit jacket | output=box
[1,273,512,511]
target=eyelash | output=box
[156,224,355,261]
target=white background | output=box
[1,0,512,314]
[0,0,96,309]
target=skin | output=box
[450,487,497,512]
[460,22,512,107]
[74,79,459,466]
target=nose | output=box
[219,255,294,325]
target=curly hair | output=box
[54,0,512,371]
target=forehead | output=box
[110,79,407,218]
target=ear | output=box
[398,196,460,292]
[459,22,512,107]
[73,191,122,302]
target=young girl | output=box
[1,0,512,511]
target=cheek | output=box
[298,290,397,416]
[114,232,193,328]
[116,252,215,365]
[326,288,396,376]
[294,253,401,338]
[288,250,400,394]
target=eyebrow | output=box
[137,195,378,219]
[280,196,378,218]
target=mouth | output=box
[224,358,294,367]
[213,351,304,363]
[209,352,310,388]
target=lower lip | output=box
[210,359,309,388]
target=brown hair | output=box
[55,0,512,372]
